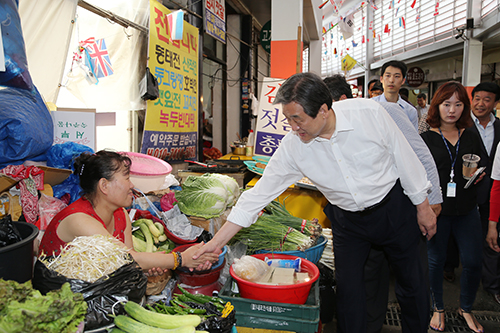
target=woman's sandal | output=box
[457,308,484,333]
[430,309,445,332]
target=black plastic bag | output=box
[0,214,22,247]
[318,262,336,323]
[193,301,236,333]
[197,230,213,243]
[32,257,147,331]
[141,67,159,101]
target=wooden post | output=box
[296,26,302,73]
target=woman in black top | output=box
[421,81,484,332]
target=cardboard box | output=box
[0,166,72,193]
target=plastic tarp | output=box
[0,0,54,168]
[0,86,54,168]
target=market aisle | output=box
[321,264,500,332]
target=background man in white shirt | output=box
[194,72,436,333]
[468,82,500,305]
[372,60,418,130]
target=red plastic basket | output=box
[229,253,320,305]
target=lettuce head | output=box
[175,174,230,219]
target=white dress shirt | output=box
[228,99,431,228]
[471,112,495,155]
[372,94,418,130]
[377,102,442,205]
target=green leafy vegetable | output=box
[0,280,87,333]
[209,173,241,207]
[175,174,232,219]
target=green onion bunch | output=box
[229,217,315,253]
[263,199,323,238]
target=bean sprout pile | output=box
[39,234,132,283]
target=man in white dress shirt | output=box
[372,60,419,130]
[194,72,436,333]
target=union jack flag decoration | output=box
[84,38,114,79]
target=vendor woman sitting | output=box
[39,150,218,272]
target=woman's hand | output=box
[486,221,500,252]
[181,242,220,271]
[145,266,169,277]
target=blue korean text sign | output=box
[254,77,288,157]
[204,0,226,44]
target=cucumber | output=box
[114,315,196,333]
[124,301,201,329]
[108,328,127,333]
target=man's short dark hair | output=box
[472,82,500,101]
[368,79,380,90]
[323,74,353,101]
[274,72,332,118]
[372,82,383,92]
[381,60,408,78]
[399,88,409,99]
[417,93,426,100]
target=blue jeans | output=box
[427,208,483,312]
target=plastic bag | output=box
[46,142,94,203]
[38,193,67,232]
[32,258,147,331]
[193,301,236,333]
[317,262,336,323]
[232,255,270,282]
[0,214,22,247]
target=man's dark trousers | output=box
[330,180,430,333]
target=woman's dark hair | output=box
[426,81,472,129]
[274,72,332,118]
[73,150,131,200]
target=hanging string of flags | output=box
[320,0,442,68]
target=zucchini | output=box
[124,301,201,329]
[114,315,196,333]
[132,219,147,227]
[139,223,154,252]
[144,219,162,237]
[133,229,145,241]
[132,235,147,252]
[155,221,165,234]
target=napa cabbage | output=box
[175,173,240,219]
[209,173,241,207]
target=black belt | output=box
[357,194,391,215]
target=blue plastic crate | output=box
[255,235,327,264]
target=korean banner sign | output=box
[254,77,288,157]
[141,0,199,162]
[204,0,226,44]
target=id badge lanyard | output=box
[439,128,460,197]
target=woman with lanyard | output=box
[421,81,485,332]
